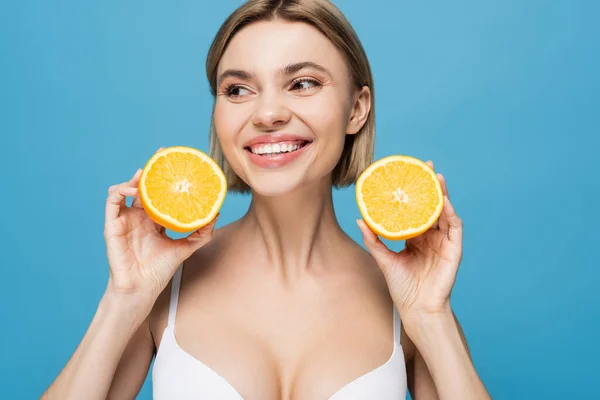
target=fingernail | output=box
[356,220,365,231]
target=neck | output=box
[240,177,347,281]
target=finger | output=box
[438,197,449,233]
[425,160,434,171]
[437,173,449,199]
[105,181,139,223]
[131,169,144,208]
[436,175,449,232]
[174,214,220,262]
[405,230,429,254]
[431,173,446,230]
[440,196,462,246]
[432,215,440,231]
[132,148,163,208]
[356,220,396,273]
[185,214,220,241]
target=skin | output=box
[42,20,490,400]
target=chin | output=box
[244,172,308,197]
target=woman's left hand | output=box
[357,161,463,321]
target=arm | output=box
[107,299,156,399]
[41,166,217,399]
[407,311,484,400]
[41,292,154,400]
[357,162,490,400]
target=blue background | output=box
[1,0,598,399]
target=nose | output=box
[251,90,292,130]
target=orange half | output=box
[139,146,227,233]
[356,155,444,240]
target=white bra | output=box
[152,265,407,399]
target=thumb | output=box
[174,214,220,262]
[356,220,396,274]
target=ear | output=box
[346,86,371,135]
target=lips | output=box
[247,140,309,156]
[243,134,313,168]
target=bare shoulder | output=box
[345,234,389,293]
[347,235,421,361]
[342,235,423,364]
[147,222,238,345]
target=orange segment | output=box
[356,155,444,240]
[139,146,227,233]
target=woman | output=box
[43,1,490,399]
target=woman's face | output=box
[213,19,370,196]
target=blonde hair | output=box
[206,0,375,193]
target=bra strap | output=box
[167,264,183,329]
[393,305,401,345]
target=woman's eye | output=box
[225,85,251,98]
[291,79,321,91]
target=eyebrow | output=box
[217,69,254,84]
[282,61,332,78]
[217,61,332,85]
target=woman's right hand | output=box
[103,158,218,305]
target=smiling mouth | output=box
[245,140,312,157]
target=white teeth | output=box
[249,141,306,155]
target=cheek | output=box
[297,89,351,154]
[212,101,253,182]
[300,91,348,129]
[213,101,240,145]
[213,100,253,161]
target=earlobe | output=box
[346,86,371,135]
